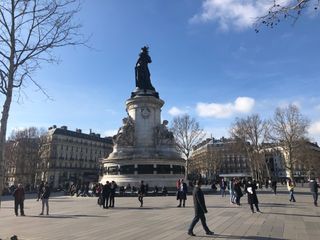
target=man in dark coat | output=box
[109,181,117,208]
[246,179,261,213]
[271,179,277,195]
[102,181,111,209]
[138,180,146,207]
[13,184,25,216]
[188,180,214,236]
[309,178,319,206]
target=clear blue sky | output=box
[7,0,320,143]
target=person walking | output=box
[109,181,117,208]
[287,179,296,202]
[39,182,51,215]
[309,178,319,206]
[187,180,214,237]
[138,180,146,207]
[245,179,261,213]
[271,179,277,195]
[37,181,44,201]
[234,179,243,206]
[229,178,235,204]
[177,179,188,207]
[265,178,269,189]
[220,178,227,197]
[13,184,25,216]
[102,181,111,209]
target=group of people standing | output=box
[12,181,50,216]
[227,178,260,213]
[98,180,147,208]
[99,180,117,208]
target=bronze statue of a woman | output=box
[135,46,155,91]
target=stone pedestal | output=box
[100,89,185,188]
[126,94,163,147]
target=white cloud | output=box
[196,97,255,118]
[190,0,290,31]
[105,108,117,115]
[309,121,320,135]
[315,104,320,111]
[203,127,230,139]
[168,106,187,116]
[104,129,118,137]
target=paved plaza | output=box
[0,186,319,240]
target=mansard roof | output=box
[48,126,112,144]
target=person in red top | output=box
[13,183,25,216]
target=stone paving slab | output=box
[0,186,319,240]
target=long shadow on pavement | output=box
[259,202,307,209]
[193,234,284,239]
[26,214,108,219]
[267,212,319,218]
[108,206,165,210]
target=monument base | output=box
[100,158,185,188]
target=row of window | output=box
[54,136,108,147]
[104,164,185,175]
[58,144,104,154]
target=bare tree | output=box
[171,114,205,179]
[269,104,310,180]
[189,140,223,181]
[206,145,223,180]
[0,0,84,194]
[5,127,47,189]
[255,0,319,31]
[230,114,270,181]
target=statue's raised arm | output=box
[135,46,155,91]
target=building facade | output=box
[35,125,113,188]
[190,137,251,180]
[264,141,320,181]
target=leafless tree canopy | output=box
[171,114,205,177]
[171,114,205,160]
[0,0,83,194]
[230,114,268,149]
[5,127,47,186]
[8,126,46,140]
[0,0,83,95]
[230,114,270,180]
[255,0,320,31]
[269,104,310,179]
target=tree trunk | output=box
[0,88,13,195]
[185,158,189,180]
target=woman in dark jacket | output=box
[40,182,51,215]
[246,180,261,213]
[177,179,188,207]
